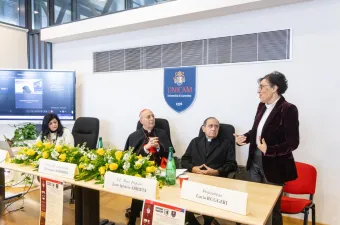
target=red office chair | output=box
[281,162,317,225]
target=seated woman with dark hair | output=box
[36,113,74,146]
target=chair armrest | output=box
[174,156,181,169]
[227,171,236,179]
[227,166,240,179]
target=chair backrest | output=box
[72,117,100,149]
[283,162,317,195]
[136,118,172,141]
[198,123,235,152]
[136,118,175,152]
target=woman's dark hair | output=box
[40,113,64,141]
[258,71,288,95]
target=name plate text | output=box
[38,159,77,179]
[180,180,248,215]
[104,172,157,199]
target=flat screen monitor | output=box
[0,69,76,121]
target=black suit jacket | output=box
[181,136,237,178]
[124,128,171,166]
[244,96,299,183]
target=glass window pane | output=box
[0,0,22,26]
[77,0,125,20]
[54,0,71,25]
[132,0,167,8]
[32,0,48,30]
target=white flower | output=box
[123,162,130,171]
[79,148,86,155]
[155,168,161,176]
[123,153,130,161]
[145,173,157,180]
[134,162,142,170]
[79,144,87,155]
[51,150,59,160]
[133,159,144,169]
[15,154,28,160]
[107,156,113,164]
[86,164,95,171]
[89,153,97,161]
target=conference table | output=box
[0,162,282,225]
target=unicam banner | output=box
[164,67,196,113]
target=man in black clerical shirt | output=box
[181,117,238,225]
[125,109,172,225]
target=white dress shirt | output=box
[256,97,280,144]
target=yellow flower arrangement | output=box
[11,141,85,167]
[109,163,118,171]
[42,151,49,159]
[27,149,36,156]
[79,164,85,169]
[146,166,156,173]
[44,142,52,148]
[98,166,106,175]
[115,151,123,160]
[75,147,166,187]
[55,145,63,153]
[11,143,168,187]
[59,154,67,162]
[36,140,43,148]
[96,148,105,156]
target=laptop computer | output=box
[0,141,15,157]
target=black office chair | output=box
[198,123,235,151]
[125,118,175,218]
[69,117,100,204]
[136,118,174,148]
[70,117,102,225]
[72,117,100,149]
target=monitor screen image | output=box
[0,69,76,120]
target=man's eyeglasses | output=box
[143,114,155,119]
[258,84,270,90]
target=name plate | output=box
[180,180,248,215]
[104,172,157,199]
[38,159,77,179]
[0,149,9,163]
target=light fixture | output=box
[34,10,39,14]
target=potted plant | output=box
[4,123,38,149]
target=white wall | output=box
[0,24,28,69]
[52,0,340,224]
[0,24,28,143]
